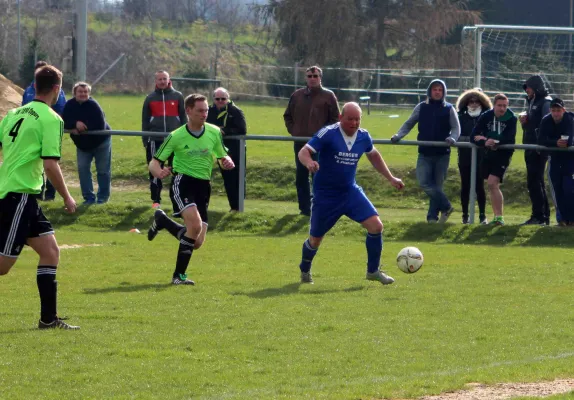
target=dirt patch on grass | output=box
[59,244,104,250]
[416,378,574,399]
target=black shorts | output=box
[481,156,510,183]
[169,174,211,222]
[0,193,54,258]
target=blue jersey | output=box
[306,123,375,193]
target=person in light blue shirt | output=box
[297,102,404,285]
[22,61,67,201]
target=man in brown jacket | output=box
[283,65,340,216]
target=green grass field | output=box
[1,192,574,399]
[1,96,574,399]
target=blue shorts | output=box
[310,185,378,238]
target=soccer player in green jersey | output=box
[147,94,235,285]
[0,65,79,330]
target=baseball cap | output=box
[550,98,565,109]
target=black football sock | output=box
[173,236,195,278]
[37,265,57,323]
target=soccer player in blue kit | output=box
[297,102,405,285]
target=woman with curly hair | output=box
[456,88,492,224]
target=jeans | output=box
[294,141,316,215]
[416,153,452,221]
[77,137,112,203]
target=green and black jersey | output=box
[154,122,228,180]
[0,100,63,199]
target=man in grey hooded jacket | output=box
[391,79,461,223]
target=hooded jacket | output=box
[538,111,574,163]
[394,79,460,155]
[522,75,552,144]
[471,108,517,163]
[456,89,492,165]
[141,83,186,146]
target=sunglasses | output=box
[307,74,319,78]
[215,97,228,101]
[468,99,480,104]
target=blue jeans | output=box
[77,137,112,203]
[416,153,452,221]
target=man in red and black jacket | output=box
[142,70,187,208]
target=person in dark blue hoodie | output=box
[22,60,67,201]
[538,98,574,226]
[391,79,460,223]
[62,82,111,205]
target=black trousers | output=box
[146,139,165,203]
[525,150,550,222]
[458,161,486,218]
[219,136,246,211]
[293,141,316,215]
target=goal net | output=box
[461,25,574,108]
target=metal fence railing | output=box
[73,130,574,224]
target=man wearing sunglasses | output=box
[284,65,340,216]
[206,87,247,212]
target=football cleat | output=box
[172,274,195,285]
[300,272,314,284]
[38,317,80,330]
[366,270,395,285]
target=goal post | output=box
[460,25,574,107]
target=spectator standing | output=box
[538,98,574,226]
[283,65,340,216]
[471,94,517,226]
[456,88,492,224]
[22,60,67,201]
[62,82,112,205]
[142,70,186,209]
[391,79,460,223]
[206,87,247,212]
[520,75,552,225]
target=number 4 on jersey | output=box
[9,118,24,142]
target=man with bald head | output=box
[206,87,247,211]
[297,102,404,285]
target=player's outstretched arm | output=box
[297,145,319,173]
[149,159,172,179]
[43,159,76,213]
[366,149,404,190]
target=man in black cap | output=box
[538,98,574,226]
[519,75,552,225]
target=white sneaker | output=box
[366,270,395,285]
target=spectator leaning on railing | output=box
[537,98,574,226]
[470,93,516,226]
[391,79,460,223]
[456,88,492,224]
[62,82,112,205]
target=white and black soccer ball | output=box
[396,246,424,274]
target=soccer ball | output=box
[396,246,424,274]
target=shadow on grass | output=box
[83,282,172,295]
[231,283,366,299]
